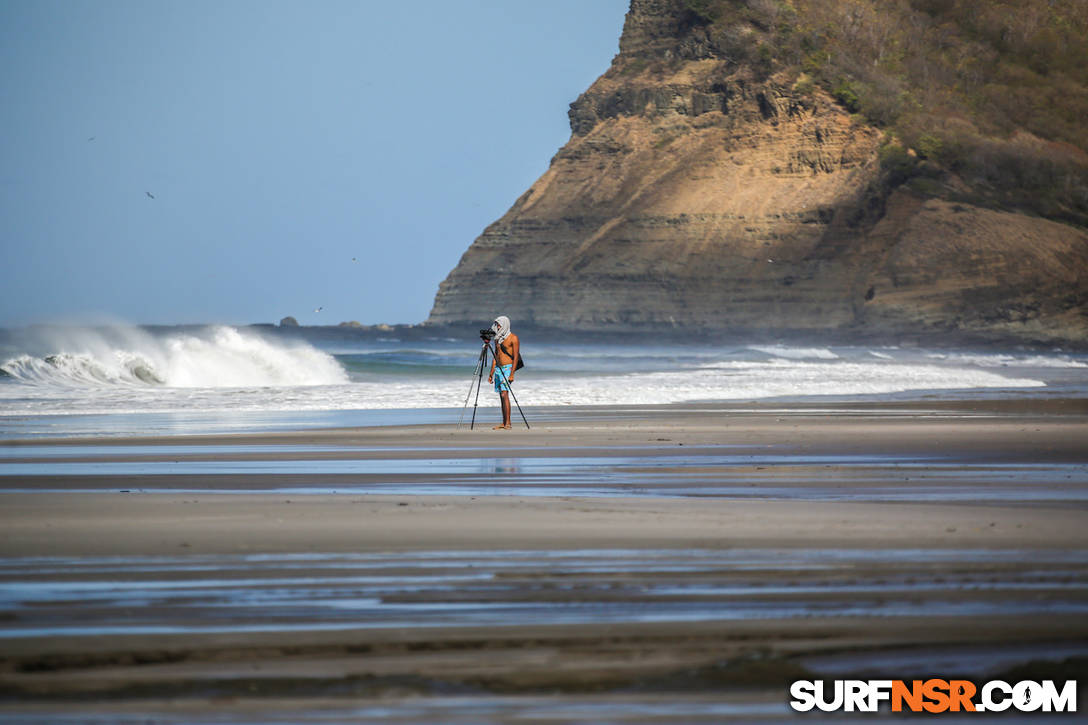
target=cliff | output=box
[427,0,1088,344]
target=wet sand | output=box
[1,401,1086,722]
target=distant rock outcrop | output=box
[427,0,1088,344]
[279,316,300,328]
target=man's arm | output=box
[508,335,519,382]
[488,354,496,382]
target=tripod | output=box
[459,339,530,430]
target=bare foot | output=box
[492,424,511,430]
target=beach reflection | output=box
[482,457,521,475]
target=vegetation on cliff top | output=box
[672,0,1088,227]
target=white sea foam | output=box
[516,360,1044,407]
[749,345,839,360]
[1,352,156,387]
[926,352,1088,369]
[0,326,347,389]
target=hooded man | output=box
[487,315,520,430]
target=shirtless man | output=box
[487,315,520,430]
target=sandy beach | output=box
[1,401,1086,722]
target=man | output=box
[487,315,520,430]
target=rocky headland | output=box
[427,0,1088,345]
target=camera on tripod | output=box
[461,323,528,430]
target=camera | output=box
[479,328,496,342]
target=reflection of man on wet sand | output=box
[487,315,520,430]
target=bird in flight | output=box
[146,191,155,200]
[314,306,323,312]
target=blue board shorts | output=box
[493,364,513,392]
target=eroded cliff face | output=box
[427,0,1088,343]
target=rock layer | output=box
[427,0,1088,344]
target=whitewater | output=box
[1,324,1085,437]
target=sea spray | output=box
[0,325,347,388]
[160,327,347,387]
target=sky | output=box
[0,0,629,327]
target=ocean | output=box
[2,324,1086,723]
[1,323,1086,438]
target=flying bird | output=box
[145,191,155,199]
[314,306,323,312]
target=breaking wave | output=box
[0,326,347,388]
[749,345,839,360]
[926,352,1088,369]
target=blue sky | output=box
[0,0,628,327]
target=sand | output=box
[1,401,1086,721]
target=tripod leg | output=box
[458,361,478,428]
[459,346,487,428]
[506,384,530,430]
[470,347,487,430]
